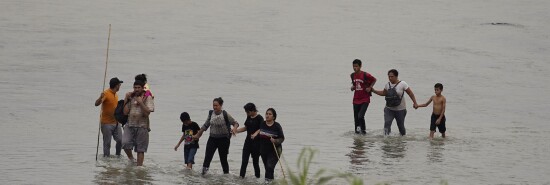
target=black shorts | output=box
[430,114,446,133]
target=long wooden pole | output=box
[96,24,111,161]
[272,141,286,180]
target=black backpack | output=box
[114,99,128,126]
[206,110,232,137]
[385,81,404,107]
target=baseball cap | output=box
[109,77,123,87]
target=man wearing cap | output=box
[95,77,123,157]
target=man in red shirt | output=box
[350,59,377,134]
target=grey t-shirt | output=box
[201,110,238,138]
[384,81,409,111]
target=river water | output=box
[1,0,549,184]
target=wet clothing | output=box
[101,124,122,156]
[430,114,446,133]
[353,103,369,133]
[184,147,198,164]
[202,137,231,173]
[384,107,407,136]
[122,126,149,152]
[240,115,264,178]
[258,121,284,180]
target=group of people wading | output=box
[95,58,447,183]
[350,59,447,138]
[95,74,284,183]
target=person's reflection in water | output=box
[346,136,371,172]
[381,137,407,159]
[427,139,445,163]
[94,163,153,185]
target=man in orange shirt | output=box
[95,77,123,157]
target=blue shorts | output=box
[184,146,198,164]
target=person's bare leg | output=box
[429,131,435,139]
[441,132,446,138]
[125,149,134,160]
[137,152,144,166]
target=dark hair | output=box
[434,83,443,90]
[213,97,224,106]
[133,80,145,87]
[388,69,399,77]
[266,108,277,121]
[135,74,148,83]
[244,103,257,112]
[180,112,191,122]
[352,59,362,66]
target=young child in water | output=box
[417,83,447,139]
[174,112,200,169]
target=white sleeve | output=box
[401,81,410,91]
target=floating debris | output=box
[481,22,524,28]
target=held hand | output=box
[365,87,372,93]
[231,128,237,137]
[270,137,276,143]
[351,85,355,91]
[136,96,144,104]
[413,103,419,109]
[174,144,179,151]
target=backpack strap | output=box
[222,110,232,137]
[389,81,401,89]
[206,110,213,124]
[390,81,405,99]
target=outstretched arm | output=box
[372,88,387,96]
[366,78,377,93]
[236,126,247,133]
[193,128,205,139]
[418,96,433,108]
[405,87,418,109]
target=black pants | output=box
[353,103,369,133]
[260,146,281,180]
[202,137,231,173]
[240,141,260,178]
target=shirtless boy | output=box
[417,83,447,139]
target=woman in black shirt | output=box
[236,103,264,178]
[252,108,284,182]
